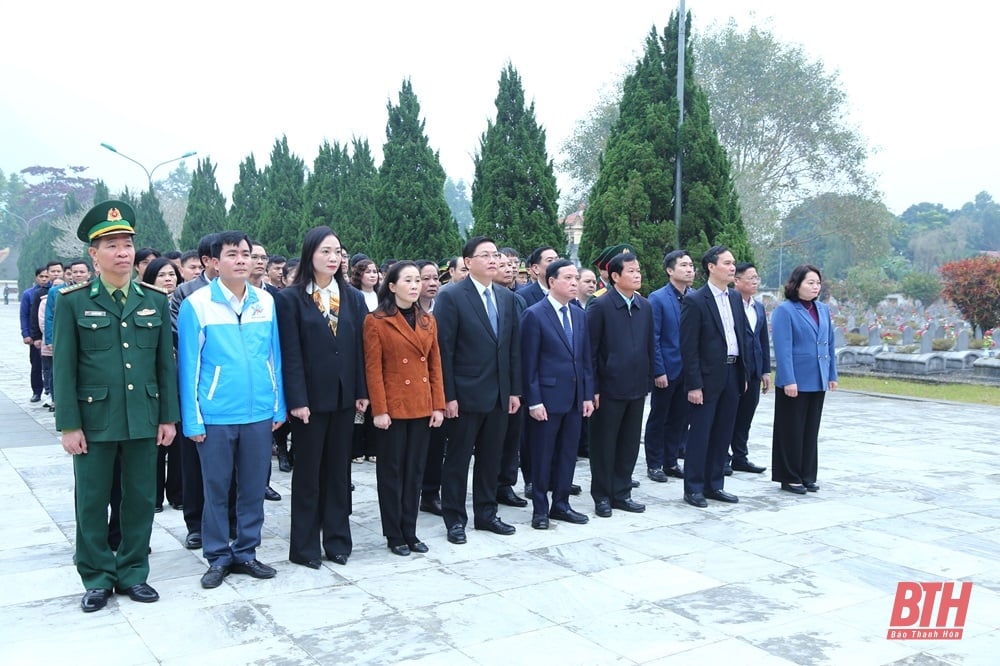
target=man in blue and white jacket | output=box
[177,231,286,589]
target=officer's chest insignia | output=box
[137,308,156,316]
[84,310,107,317]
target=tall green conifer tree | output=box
[180,157,227,250]
[257,136,306,256]
[377,80,461,262]
[134,188,176,252]
[580,12,749,290]
[229,154,264,237]
[471,64,562,255]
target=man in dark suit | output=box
[587,252,654,517]
[728,262,770,474]
[169,233,221,551]
[435,236,522,544]
[644,250,695,483]
[679,245,749,508]
[54,200,179,612]
[521,260,594,529]
[516,245,558,307]
[495,254,529,509]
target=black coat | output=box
[276,282,368,413]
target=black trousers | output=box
[772,389,825,485]
[421,420,447,499]
[588,396,644,503]
[289,408,355,560]
[155,439,182,508]
[498,410,523,489]
[730,373,762,464]
[685,364,740,496]
[351,406,377,459]
[440,404,507,528]
[643,377,689,471]
[375,417,431,546]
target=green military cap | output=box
[77,200,136,243]
[594,243,636,270]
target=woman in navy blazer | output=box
[276,226,369,568]
[770,264,837,495]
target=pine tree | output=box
[377,80,462,262]
[471,64,562,256]
[257,136,306,256]
[580,13,749,291]
[179,157,227,251]
[303,139,349,239]
[134,188,176,252]
[338,138,380,257]
[229,154,265,237]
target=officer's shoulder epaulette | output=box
[59,281,90,295]
[139,281,169,296]
[592,287,608,299]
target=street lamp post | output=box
[100,143,197,191]
[0,207,56,234]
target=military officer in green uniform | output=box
[53,200,179,613]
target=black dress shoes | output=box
[407,541,429,554]
[153,505,163,513]
[231,559,276,579]
[647,468,669,483]
[184,532,201,549]
[264,486,281,501]
[723,462,733,476]
[290,556,322,569]
[732,460,767,473]
[474,516,516,535]
[496,487,528,507]
[447,524,467,544]
[388,544,411,557]
[549,508,589,524]
[781,483,807,495]
[524,482,534,497]
[419,496,443,516]
[30,393,41,403]
[630,478,640,488]
[201,565,230,589]
[115,582,159,603]
[705,489,739,503]
[665,465,684,478]
[569,484,582,496]
[531,516,549,530]
[804,482,820,492]
[327,553,349,565]
[277,452,292,472]
[611,498,645,513]
[81,588,112,612]
[594,499,612,518]
[684,493,708,508]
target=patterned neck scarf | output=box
[312,285,340,335]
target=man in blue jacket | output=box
[177,231,286,589]
[644,250,695,483]
[20,266,48,401]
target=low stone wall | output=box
[874,353,946,375]
[972,357,1000,382]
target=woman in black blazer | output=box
[275,226,369,568]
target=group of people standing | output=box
[49,198,836,614]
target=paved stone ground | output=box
[0,301,996,665]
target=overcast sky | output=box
[3,1,996,216]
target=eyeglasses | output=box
[471,252,502,261]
